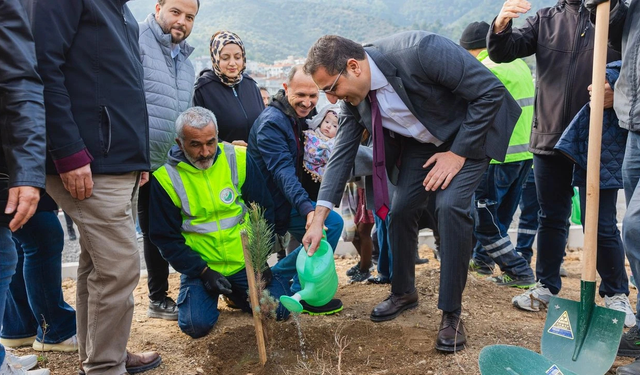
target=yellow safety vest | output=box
[154,144,248,276]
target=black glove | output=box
[261,266,273,286]
[200,268,232,295]
[584,0,617,14]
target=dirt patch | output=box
[13,246,637,374]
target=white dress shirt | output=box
[368,53,442,146]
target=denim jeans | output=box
[622,131,640,325]
[473,160,534,278]
[176,266,292,338]
[374,214,392,280]
[2,210,76,343]
[516,167,538,263]
[0,226,18,365]
[577,188,628,297]
[272,202,343,293]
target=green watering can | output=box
[279,237,338,314]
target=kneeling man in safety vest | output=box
[149,106,293,338]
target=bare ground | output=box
[14,245,638,375]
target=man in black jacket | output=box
[24,0,161,373]
[0,0,48,373]
[488,0,634,324]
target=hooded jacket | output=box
[247,90,318,235]
[488,0,621,155]
[193,70,264,143]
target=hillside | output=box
[128,0,557,63]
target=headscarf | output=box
[306,104,341,130]
[210,31,246,87]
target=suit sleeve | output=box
[487,13,540,63]
[417,35,506,159]
[26,0,93,173]
[317,103,365,206]
[0,0,46,188]
[149,175,208,278]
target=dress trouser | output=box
[47,173,140,375]
[622,131,640,326]
[138,182,170,302]
[388,138,488,313]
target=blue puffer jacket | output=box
[555,61,627,189]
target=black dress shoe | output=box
[370,290,418,322]
[415,257,429,265]
[367,275,391,284]
[435,312,466,353]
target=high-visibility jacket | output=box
[154,144,248,276]
[478,50,534,164]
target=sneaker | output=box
[512,282,556,312]
[559,265,568,277]
[0,354,49,374]
[346,263,360,277]
[367,275,391,284]
[348,268,371,284]
[68,227,77,241]
[301,299,343,315]
[605,294,636,328]
[136,232,143,241]
[488,274,536,289]
[6,352,37,370]
[147,297,178,320]
[32,334,78,352]
[618,325,640,357]
[0,335,36,348]
[469,259,493,275]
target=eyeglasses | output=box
[322,68,344,95]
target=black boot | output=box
[68,226,77,241]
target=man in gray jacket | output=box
[138,0,198,321]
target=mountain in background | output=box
[128,0,557,63]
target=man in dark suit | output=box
[302,32,521,352]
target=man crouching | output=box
[149,106,292,338]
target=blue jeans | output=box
[622,131,640,325]
[2,210,76,344]
[0,226,18,365]
[473,160,534,278]
[176,267,292,338]
[374,214,392,280]
[577,187,628,297]
[516,167,538,263]
[272,203,343,293]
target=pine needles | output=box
[244,202,275,276]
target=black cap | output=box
[460,21,490,50]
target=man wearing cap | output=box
[460,21,536,289]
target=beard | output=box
[157,15,188,43]
[185,153,213,170]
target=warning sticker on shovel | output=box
[548,311,574,339]
[545,364,564,375]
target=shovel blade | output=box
[541,296,624,375]
[479,345,577,375]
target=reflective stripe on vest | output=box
[165,144,246,234]
[516,97,534,108]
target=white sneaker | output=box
[5,352,37,371]
[604,293,636,328]
[32,334,78,352]
[512,282,556,312]
[0,354,49,374]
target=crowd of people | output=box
[0,0,639,373]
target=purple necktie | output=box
[368,91,390,220]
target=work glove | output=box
[200,268,232,295]
[584,0,617,14]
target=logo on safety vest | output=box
[548,311,574,340]
[220,188,235,204]
[546,364,564,375]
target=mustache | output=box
[196,155,213,162]
[172,26,186,33]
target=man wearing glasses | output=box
[302,33,521,352]
[247,65,344,315]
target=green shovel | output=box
[479,3,624,374]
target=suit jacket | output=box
[318,31,521,206]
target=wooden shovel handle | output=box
[582,2,610,282]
